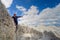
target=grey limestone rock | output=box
[0,0,16,40]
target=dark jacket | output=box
[12,16,22,25]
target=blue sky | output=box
[8,0,60,16]
[1,0,60,27]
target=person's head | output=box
[14,13,16,16]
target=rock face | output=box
[0,0,16,40]
[16,25,60,40]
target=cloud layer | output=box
[39,4,60,26]
[16,5,39,26]
[17,4,60,27]
[1,0,13,8]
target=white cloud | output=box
[1,0,13,8]
[38,4,60,26]
[16,5,39,26]
[16,5,39,15]
[17,4,60,27]
[16,5,27,12]
[24,6,39,15]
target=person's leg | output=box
[16,24,18,32]
[15,23,18,32]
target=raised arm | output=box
[17,16,22,18]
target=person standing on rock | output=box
[12,13,22,32]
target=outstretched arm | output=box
[17,16,22,18]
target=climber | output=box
[12,13,22,32]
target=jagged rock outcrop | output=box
[16,25,60,40]
[0,0,16,40]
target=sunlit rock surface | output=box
[37,26,60,40]
[16,25,43,40]
[0,1,16,40]
[16,25,60,40]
